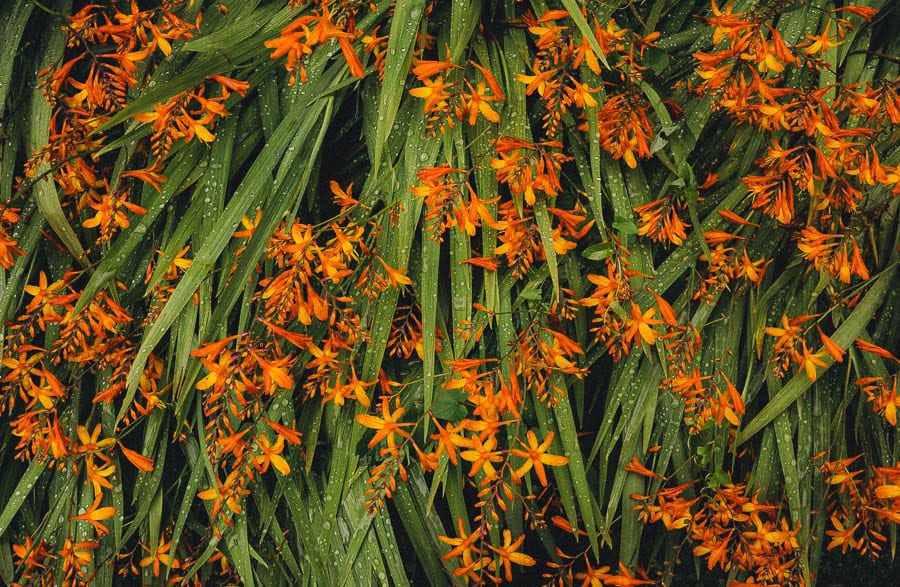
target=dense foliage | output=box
[0,0,898,585]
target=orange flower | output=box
[874,483,900,500]
[698,172,719,189]
[253,434,290,475]
[491,137,569,205]
[855,339,899,362]
[648,289,679,327]
[857,375,900,425]
[575,563,613,587]
[356,398,413,450]
[817,327,845,362]
[624,456,664,479]
[825,514,859,553]
[718,208,758,227]
[264,418,303,446]
[635,197,689,245]
[118,442,154,472]
[487,530,536,581]
[461,256,501,271]
[801,21,845,55]
[710,373,745,426]
[82,190,148,243]
[209,74,250,97]
[409,76,453,111]
[510,430,569,486]
[833,6,879,22]
[624,303,663,347]
[460,433,505,479]
[376,256,413,289]
[0,231,24,269]
[139,536,179,577]
[120,166,166,192]
[798,341,827,382]
[439,518,484,574]
[265,8,363,85]
[412,55,460,80]
[412,165,496,241]
[596,93,654,169]
[429,418,470,466]
[460,79,502,124]
[197,469,249,518]
[11,537,51,576]
[70,494,116,536]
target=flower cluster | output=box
[3,1,897,585]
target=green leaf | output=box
[431,389,469,421]
[372,0,426,171]
[534,199,560,300]
[28,1,85,265]
[0,1,34,120]
[582,242,614,261]
[612,217,639,235]
[0,461,45,538]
